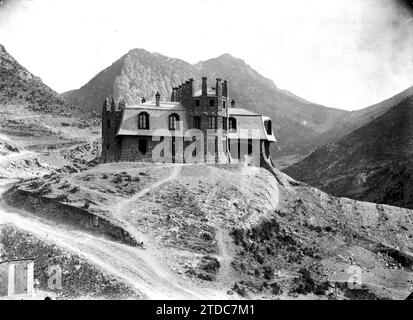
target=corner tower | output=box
[101,98,124,163]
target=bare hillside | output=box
[3,163,412,300]
[285,92,413,210]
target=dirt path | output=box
[215,228,235,286]
[114,164,183,243]
[115,164,182,216]
[0,180,213,300]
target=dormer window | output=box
[264,119,272,135]
[138,112,149,129]
[169,113,180,130]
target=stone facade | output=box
[101,77,276,165]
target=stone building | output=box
[101,77,276,165]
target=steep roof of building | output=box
[116,101,276,142]
[228,112,276,142]
[127,100,186,111]
[117,102,189,137]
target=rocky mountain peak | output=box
[62,48,349,156]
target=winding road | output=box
[0,179,207,300]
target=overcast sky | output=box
[0,0,412,110]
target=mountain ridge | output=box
[62,48,348,156]
[284,92,413,209]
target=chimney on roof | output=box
[155,92,160,107]
[231,99,235,108]
[110,98,116,112]
[118,99,126,110]
[171,87,177,102]
[141,97,146,104]
[216,78,222,97]
[188,78,194,99]
[178,84,182,101]
[222,80,228,98]
[202,77,207,96]
[103,98,110,112]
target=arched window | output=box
[264,120,272,135]
[229,117,237,132]
[138,112,149,129]
[169,113,180,130]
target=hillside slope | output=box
[0,43,100,180]
[3,163,413,300]
[0,44,83,116]
[62,49,348,157]
[317,86,413,145]
[284,93,413,209]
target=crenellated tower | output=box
[172,77,229,163]
[101,98,125,163]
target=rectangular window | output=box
[209,100,215,107]
[195,100,200,107]
[193,116,201,129]
[107,119,110,129]
[223,101,226,108]
[208,116,217,129]
[223,117,228,130]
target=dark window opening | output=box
[264,120,272,135]
[169,113,180,130]
[195,100,200,107]
[106,143,110,150]
[138,139,147,154]
[208,116,217,129]
[193,116,201,129]
[223,117,228,130]
[138,112,150,129]
[223,101,226,108]
[107,119,110,129]
[229,117,237,132]
[209,100,215,107]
